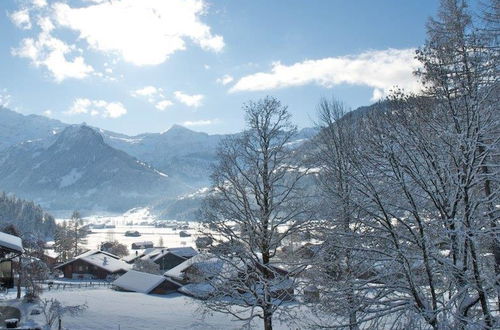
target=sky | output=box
[0,0,441,135]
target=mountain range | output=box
[0,107,317,218]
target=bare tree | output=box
[201,96,315,330]
[39,298,87,329]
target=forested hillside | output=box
[0,192,56,239]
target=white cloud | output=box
[132,86,160,98]
[0,89,12,108]
[174,91,204,107]
[65,98,127,118]
[12,31,94,82]
[230,48,422,99]
[10,9,32,30]
[131,85,173,111]
[43,109,52,116]
[183,119,217,127]
[103,102,127,118]
[52,0,224,66]
[216,74,234,85]
[32,0,47,8]
[37,17,54,32]
[156,100,174,111]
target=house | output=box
[55,250,131,280]
[112,270,181,294]
[164,253,221,283]
[140,247,198,271]
[40,249,59,267]
[0,232,23,288]
[124,230,141,237]
[131,241,154,250]
[166,253,295,301]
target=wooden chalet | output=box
[55,250,131,280]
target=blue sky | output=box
[0,0,439,135]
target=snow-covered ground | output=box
[56,208,201,253]
[1,287,306,329]
[85,225,199,252]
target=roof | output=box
[169,247,198,258]
[122,248,157,263]
[141,247,198,263]
[164,253,216,280]
[56,250,131,273]
[132,241,154,246]
[178,283,215,299]
[0,231,23,253]
[112,270,180,294]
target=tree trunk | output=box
[16,256,21,299]
[263,308,273,330]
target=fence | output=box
[41,280,112,291]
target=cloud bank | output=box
[65,98,127,118]
[174,91,204,107]
[53,0,224,66]
[230,48,422,100]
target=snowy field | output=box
[1,287,307,329]
[56,208,201,253]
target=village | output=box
[0,215,320,329]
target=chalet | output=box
[166,253,294,300]
[131,241,154,250]
[55,250,131,280]
[164,253,222,283]
[140,247,198,271]
[40,249,59,267]
[0,232,23,288]
[112,270,181,294]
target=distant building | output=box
[131,241,154,250]
[40,249,60,268]
[140,247,198,271]
[112,270,181,294]
[124,231,141,237]
[55,250,131,280]
[0,232,23,288]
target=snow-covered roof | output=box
[178,283,215,299]
[169,247,198,258]
[56,250,130,273]
[132,241,154,246]
[112,270,179,294]
[122,248,156,263]
[0,231,23,253]
[43,249,59,259]
[141,247,198,263]
[164,253,216,280]
[81,252,131,273]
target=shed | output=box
[112,270,181,294]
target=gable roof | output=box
[0,232,23,253]
[122,247,157,263]
[141,247,198,263]
[164,253,216,280]
[56,250,131,273]
[112,270,180,294]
